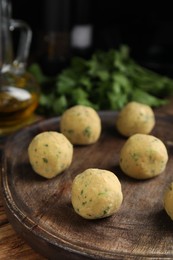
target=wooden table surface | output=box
[0,134,46,260]
[1,100,173,260]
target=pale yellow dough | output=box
[116,101,155,137]
[28,131,73,179]
[60,105,101,145]
[71,168,123,219]
[119,134,168,179]
[163,182,173,220]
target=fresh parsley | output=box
[28,45,173,116]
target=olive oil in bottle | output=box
[0,0,40,135]
[0,71,40,135]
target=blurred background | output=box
[12,0,173,77]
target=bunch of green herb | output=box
[28,45,173,116]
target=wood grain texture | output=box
[1,111,173,259]
[0,224,45,260]
[0,138,45,260]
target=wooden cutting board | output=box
[1,111,173,260]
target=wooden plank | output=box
[1,111,173,259]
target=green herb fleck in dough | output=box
[76,112,81,116]
[151,169,156,175]
[149,155,156,163]
[103,206,110,216]
[152,138,158,143]
[83,126,91,137]
[61,163,65,169]
[44,144,49,147]
[42,158,48,163]
[131,152,139,161]
[98,189,108,196]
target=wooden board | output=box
[1,111,173,259]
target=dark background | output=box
[11,0,173,76]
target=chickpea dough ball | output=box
[28,131,73,179]
[60,105,101,145]
[163,182,173,220]
[116,101,155,137]
[71,168,123,219]
[119,134,168,180]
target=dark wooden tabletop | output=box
[0,130,46,260]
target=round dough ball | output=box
[116,101,155,137]
[71,168,123,219]
[28,131,73,179]
[60,105,101,145]
[163,182,173,220]
[119,133,168,180]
